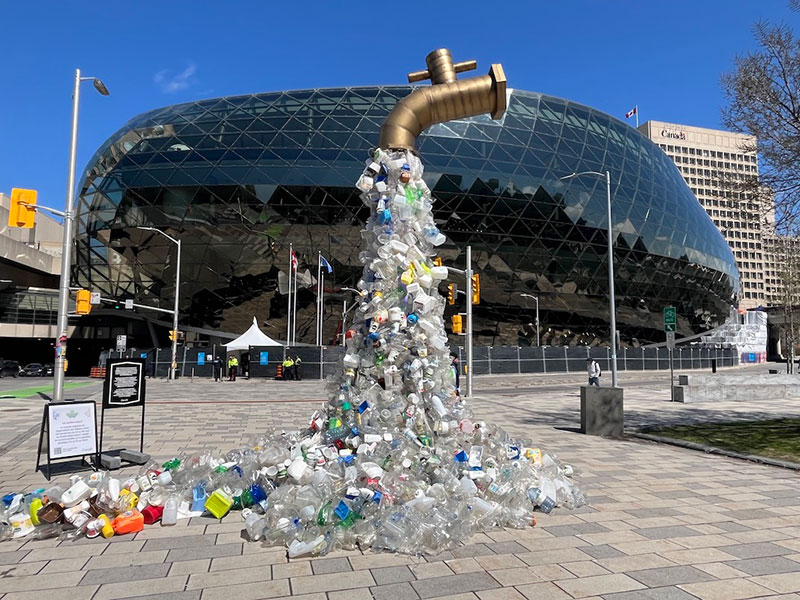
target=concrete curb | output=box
[628,431,800,471]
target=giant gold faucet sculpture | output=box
[379,48,507,152]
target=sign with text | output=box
[260,351,269,365]
[666,331,675,350]
[47,401,97,460]
[197,352,206,366]
[116,334,127,352]
[663,306,676,332]
[103,359,146,409]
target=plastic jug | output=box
[162,495,179,526]
[205,489,233,519]
[141,504,164,524]
[111,510,144,535]
[29,497,43,526]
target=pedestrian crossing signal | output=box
[169,330,178,341]
[8,188,37,228]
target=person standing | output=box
[586,358,601,386]
[213,356,222,382]
[282,356,294,381]
[228,355,239,381]
[294,355,303,380]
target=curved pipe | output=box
[379,63,507,152]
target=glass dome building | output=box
[74,86,739,347]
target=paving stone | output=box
[165,542,242,562]
[722,542,795,559]
[449,544,497,559]
[749,572,800,594]
[625,565,714,587]
[38,556,90,573]
[603,586,700,599]
[409,562,454,580]
[186,565,272,589]
[541,523,610,538]
[372,566,416,585]
[349,554,417,570]
[101,540,146,554]
[195,578,289,600]
[528,564,576,582]
[596,553,676,574]
[142,534,215,552]
[487,567,542,586]
[578,544,626,559]
[474,554,527,571]
[371,582,420,600]
[485,541,528,554]
[514,581,572,600]
[167,558,210,576]
[0,549,29,566]
[476,588,528,600]
[311,557,352,574]
[0,571,85,594]
[553,573,646,598]
[291,569,376,594]
[517,547,592,566]
[446,558,483,574]
[1,586,100,600]
[19,544,106,562]
[633,526,704,540]
[659,547,737,565]
[84,549,169,570]
[328,588,374,600]
[272,561,313,579]
[609,540,684,555]
[107,592,201,600]
[80,563,172,586]
[0,561,47,577]
[412,572,500,599]
[561,560,611,578]
[679,578,774,600]
[210,551,286,571]
[692,561,748,580]
[725,556,800,576]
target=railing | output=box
[120,344,738,380]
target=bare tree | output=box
[721,21,800,235]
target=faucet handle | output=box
[408,50,478,83]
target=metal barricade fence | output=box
[129,344,738,379]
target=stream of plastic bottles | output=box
[1,149,585,555]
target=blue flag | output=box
[320,255,333,273]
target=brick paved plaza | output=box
[1,366,800,600]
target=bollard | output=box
[711,359,717,374]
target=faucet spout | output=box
[379,48,507,153]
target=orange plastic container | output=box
[111,510,144,535]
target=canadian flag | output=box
[291,250,298,272]
[625,106,637,119]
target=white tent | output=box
[223,317,281,351]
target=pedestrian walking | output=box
[294,355,303,380]
[586,358,601,387]
[213,356,222,382]
[228,355,239,381]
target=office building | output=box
[638,120,764,308]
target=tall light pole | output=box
[137,227,181,381]
[560,170,619,388]
[339,287,360,347]
[520,293,540,346]
[53,69,109,403]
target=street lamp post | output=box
[53,69,109,403]
[520,293,540,346]
[560,170,619,388]
[137,227,181,381]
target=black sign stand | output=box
[100,358,146,456]
[35,401,99,481]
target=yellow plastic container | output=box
[118,489,139,511]
[98,514,114,538]
[29,498,43,526]
[205,489,234,519]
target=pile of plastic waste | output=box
[1,149,584,555]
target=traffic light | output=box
[451,314,463,334]
[471,274,480,305]
[75,289,92,315]
[433,257,442,267]
[169,330,178,341]
[8,188,37,228]
[447,283,457,305]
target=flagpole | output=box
[316,251,322,346]
[635,105,639,128]
[292,254,298,345]
[286,243,292,346]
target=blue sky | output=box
[1,1,797,211]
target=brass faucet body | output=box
[379,48,507,153]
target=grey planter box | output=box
[580,386,624,438]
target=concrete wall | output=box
[675,373,800,402]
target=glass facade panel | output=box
[74,87,739,346]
